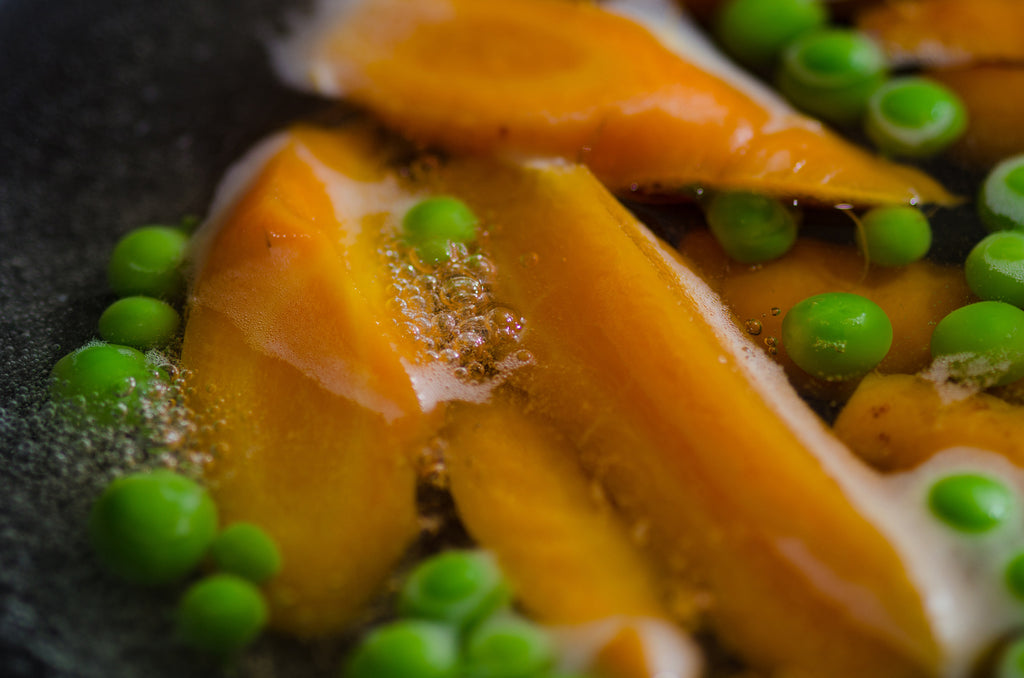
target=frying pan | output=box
[0,0,343,675]
[0,0,995,676]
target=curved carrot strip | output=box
[445,400,669,624]
[858,0,1024,67]
[182,129,427,636]
[445,400,702,678]
[276,0,955,206]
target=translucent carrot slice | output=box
[858,0,1024,67]
[445,400,702,678]
[928,65,1024,168]
[276,0,955,206]
[835,373,1024,472]
[182,127,428,636]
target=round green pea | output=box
[108,225,190,299]
[461,614,555,678]
[931,301,1024,386]
[705,191,799,263]
[965,231,1024,308]
[98,296,181,349]
[50,343,159,422]
[997,638,1024,678]
[209,522,282,584]
[856,205,932,267]
[979,154,1024,233]
[344,620,458,678]
[1006,552,1024,600]
[403,197,479,265]
[714,0,827,69]
[928,473,1014,533]
[89,470,218,585]
[863,77,967,158]
[776,29,888,126]
[399,550,509,629]
[177,574,267,655]
[781,292,893,380]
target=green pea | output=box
[403,197,479,265]
[979,154,1024,233]
[177,574,267,655]
[89,470,218,585]
[108,225,190,299]
[856,205,932,267]
[781,292,892,380]
[928,473,1014,533]
[997,638,1024,678]
[704,191,799,263]
[461,614,555,678]
[965,231,1024,308]
[931,301,1024,386]
[399,550,509,629]
[863,77,967,158]
[776,29,888,126]
[98,296,181,349]
[1005,552,1024,600]
[209,522,282,584]
[50,343,160,423]
[714,0,827,69]
[344,620,458,678]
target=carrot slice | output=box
[445,400,669,624]
[276,0,955,206]
[445,400,702,678]
[858,0,1024,67]
[182,127,428,636]
[835,373,1024,472]
[928,65,1024,168]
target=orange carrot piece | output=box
[835,373,1024,472]
[445,401,669,624]
[278,0,955,206]
[182,128,427,636]
[858,0,1024,66]
[928,65,1024,168]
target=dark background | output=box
[0,0,333,675]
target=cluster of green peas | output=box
[699,2,1024,387]
[928,471,1024,677]
[48,220,283,656]
[90,470,281,656]
[715,0,967,157]
[50,223,192,422]
[346,550,593,678]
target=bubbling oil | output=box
[380,236,530,383]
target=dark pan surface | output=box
[0,1,330,675]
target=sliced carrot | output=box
[278,0,955,206]
[422,155,947,675]
[678,229,973,399]
[182,127,429,636]
[445,400,670,624]
[928,65,1024,168]
[835,373,1024,472]
[858,0,1024,67]
[445,400,702,678]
